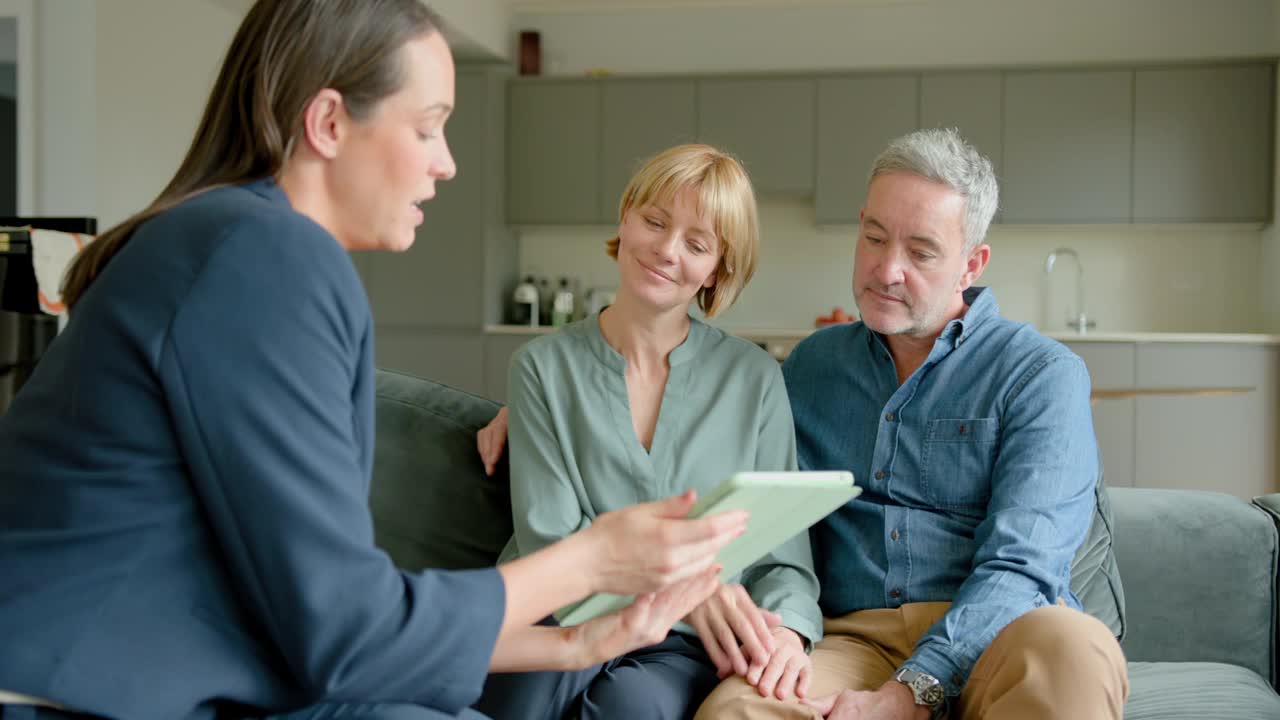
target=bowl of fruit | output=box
[815,307,858,328]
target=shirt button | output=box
[952,674,963,686]
[885,411,896,422]
[890,529,900,541]
[874,470,886,480]
[890,589,902,599]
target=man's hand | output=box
[747,626,812,701]
[476,406,508,476]
[802,681,931,720]
[686,584,782,679]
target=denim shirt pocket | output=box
[921,417,999,510]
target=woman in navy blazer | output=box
[0,2,747,719]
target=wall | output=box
[93,0,241,228]
[35,0,94,216]
[519,206,1265,333]
[515,0,1278,75]
[433,0,511,61]
[39,0,509,227]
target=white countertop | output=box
[485,324,1280,345]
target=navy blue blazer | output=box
[0,180,505,719]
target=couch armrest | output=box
[1111,487,1277,687]
[1252,493,1280,690]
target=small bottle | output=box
[551,278,575,327]
[511,276,539,327]
[537,277,553,327]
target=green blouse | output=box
[500,312,822,645]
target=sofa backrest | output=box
[1111,487,1278,687]
[366,368,1132,645]
[1071,471,1127,640]
[369,369,510,571]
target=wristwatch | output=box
[892,667,946,715]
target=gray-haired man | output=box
[694,128,1128,720]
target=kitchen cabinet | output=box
[378,331,487,397]
[1002,70,1133,223]
[697,77,816,197]
[920,71,1003,222]
[1133,63,1274,223]
[814,74,920,224]
[1065,342,1137,489]
[484,335,534,403]
[507,80,601,224]
[359,67,516,395]
[599,79,698,223]
[1133,344,1279,499]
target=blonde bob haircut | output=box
[606,144,759,319]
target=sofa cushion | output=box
[1069,470,1126,640]
[1125,661,1280,719]
[369,369,511,571]
[1113,488,1278,684]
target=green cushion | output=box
[1070,472,1126,640]
[1112,488,1278,684]
[1125,661,1280,719]
[369,369,511,571]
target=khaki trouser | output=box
[694,602,1128,720]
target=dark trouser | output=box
[0,704,490,720]
[264,704,491,719]
[473,633,719,720]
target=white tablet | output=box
[556,470,860,626]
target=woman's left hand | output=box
[476,406,508,476]
[686,584,783,679]
[747,626,812,701]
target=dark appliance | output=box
[0,216,97,414]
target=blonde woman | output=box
[476,145,822,720]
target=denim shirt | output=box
[782,287,1098,697]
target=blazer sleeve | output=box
[157,214,504,712]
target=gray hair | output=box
[868,128,998,251]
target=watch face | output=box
[910,675,945,707]
[914,677,945,707]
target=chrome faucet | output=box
[1044,247,1096,333]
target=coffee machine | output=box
[0,217,96,414]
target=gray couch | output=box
[368,368,1280,718]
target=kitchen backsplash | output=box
[518,198,1267,334]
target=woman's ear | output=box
[298,88,348,160]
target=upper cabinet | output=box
[697,78,816,197]
[1002,69,1134,223]
[506,61,1276,226]
[507,80,601,224]
[599,79,698,223]
[1133,64,1274,223]
[920,72,1004,182]
[815,75,919,224]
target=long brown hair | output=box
[62,0,442,309]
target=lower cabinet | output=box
[1065,343,1136,489]
[1067,341,1280,499]
[374,329,487,398]
[484,335,535,404]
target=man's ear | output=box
[297,88,347,160]
[958,243,991,292]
